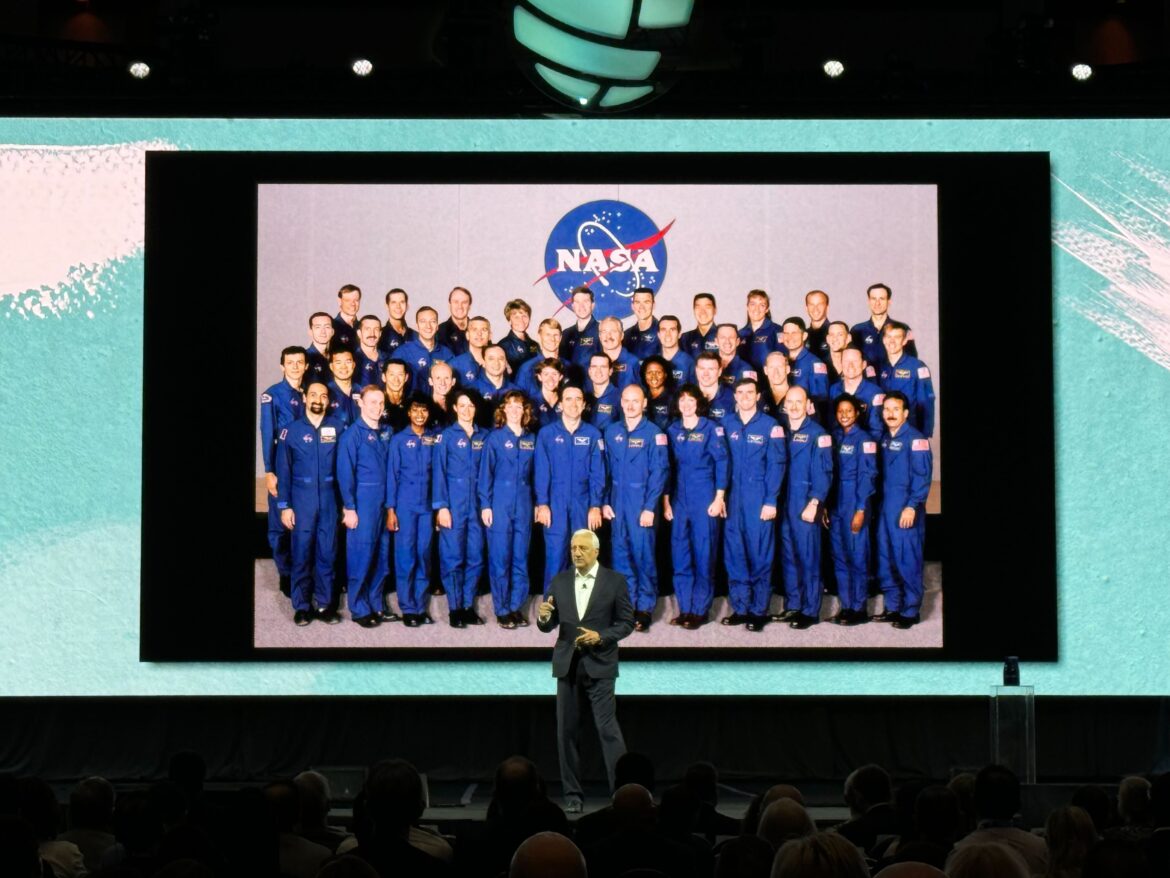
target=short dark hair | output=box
[692,292,716,307]
[658,314,681,331]
[674,383,708,418]
[882,320,910,337]
[833,393,861,416]
[883,389,910,409]
[280,345,307,365]
[384,287,408,305]
[782,316,807,332]
[365,759,425,828]
[715,322,739,335]
[571,286,594,302]
[416,306,438,320]
[640,355,671,386]
[589,353,613,370]
[974,764,1020,820]
[358,314,382,328]
[328,344,354,362]
[382,358,408,374]
[844,764,892,812]
[449,286,471,302]
[867,282,892,298]
[632,287,655,298]
[733,377,761,393]
[308,311,332,326]
[695,351,721,367]
[337,284,361,298]
[828,320,850,333]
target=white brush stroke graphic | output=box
[0,140,177,318]
[1054,155,1170,371]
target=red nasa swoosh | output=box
[535,219,675,313]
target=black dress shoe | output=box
[468,610,486,625]
[891,614,921,629]
[421,613,434,625]
[356,615,381,629]
[449,611,467,629]
[681,614,703,630]
[378,609,401,622]
[498,615,517,629]
[280,575,292,597]
[403,614,422,628]
[293,610,312,627]
[315,608,342,625]
[789,614,817,629]
[634,611,652,632]
[746,616,766,632]
[669,615,684,626]
[871,611,899,623]
[512,611,530,627]
[720,613,747,626]
[770,609,800,623]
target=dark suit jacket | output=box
[537,565,634,679]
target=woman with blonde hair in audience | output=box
[1044,806,1097,878]
[945,841,1029,878]
[771,831,870,877]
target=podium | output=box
[990,685,1036,784]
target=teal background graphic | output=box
[0,119,1166,696]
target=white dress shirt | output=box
[574,562,598,620]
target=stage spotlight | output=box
[1071,63,1093,81]
[352,59,373,77]
[128,61,150,80]
[823,59,845,78]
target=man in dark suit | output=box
[537,529,635,814]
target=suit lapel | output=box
[561,574,580,626]
[580,570,603,622]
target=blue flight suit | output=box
[336,419,393,619]
[479,427,537,615]
[603,417,669,613]
[395,339,455,389]
[667,417,729,617]
[534,419,606,590]
[275,415,343,612]
[878,355,936,437]
[304,345,332,390]
[849,318,918,372]
[663,349,696,387]
[386,427,437,617]
[432,423,488,614]
[702,385,736,422]
[878,425,932,617]
[586,383,621,431]
[723,410,787,616]
[354,347,387,390]
[560,317,601,371]
[471,375,519,407]
[449,351,484,386]
[377,323,416,356]
[260,379,304,577]
[646,392,674,431]
[332,314,359,352]
[533,394,563,430]
[718,354,758,388]
[828,378,886,436]
[828,426,878,614]
[326,381,359,429]
[788,348,830,413]
[607,348,642,391]
[436,317,469,357]
[738,319,783,371]
[806,322,831,362]
[624,318,661,360]
[781,417,835,619]
[515,354,560,400]
[498,331,540,373]
[680,325,719,359]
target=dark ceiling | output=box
[1,0,1168,116]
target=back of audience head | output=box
[743,784,804,836]
[14,777,60,841]
[69,776,115,830]
[1117,775,1151,826]
[150,780,189,830]
[612,784,655,829]
[914,785,960,846]
[771,832,870,878]
[615,751,656,794]
[684,762,719,805]
[758,798,816,850]
[658,784,702,836]
[0,816,40,878]
[490,755,541,819]
[509,831,586,878]
[893,780,934,840]
[945,841,1029,878]
[294,770,331,829]
[263,780,301,833]
[364,759,425,834]
[844,765,892,817]
[1070,784,1113,834]
[946,774,977,836]
[972,764,1019,821]
[716,835,774,878]
[1044,805,1097,877]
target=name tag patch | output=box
[629,438,645,449]
[574,436,591,446]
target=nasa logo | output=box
[537,200,672,320]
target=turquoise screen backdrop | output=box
[0,118,1166,696]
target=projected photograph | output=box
[253,181,942,652]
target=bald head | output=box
[612,783,655,829]
[509,831,586,878]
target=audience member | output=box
[757,799,816,851]
[265,780,331,878]
[1144,772,1170,874]
[771,831,870,878]
[294,771,352,853]
[15,777,86,878]
[945,774,977,839]
[683,762,741,840]
[945,841,1029,878]
[59,777,116,873]
[658,784,716,877]
[836,764,897,853]
[1106,776,1153,842]
[584,784,699,878]
[948,765,1048,875]
[0,816,44,878]
[742,785,804,836]
[1043,805,1097,878]
[574,752,657,848]
[1069,785,1113,836]
[714,835,773,878]
[346,759,450,878]
[877,785,959,872]
[509,831,586,878]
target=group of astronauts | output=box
[260,280,936,635]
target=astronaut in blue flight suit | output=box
[433,389,489,628]
[657,315,696,386]
[376,287,416,356]
[624,288,661,360]
[603,384,669,632]
[828,346,886,436]
[261,345,307,597]
[386,395,437,628]
[663,384,728,629]
[598,317,642,391]
[777,385,835,629]
[276,381,344,626]
[530,358,566,430]
[737,289,783,372]
[336,384,394,628]
[559,286,601,381]
[640,357,674,430]
[479,390,538,628]
[435,286,472,357]
[498,299,541,373]
[849,282,918,371]
[874,391,933,629]
[585,354,622,431]
[694,352,736,422]
[353,315,388,389]
[680,292,720,358]
[332,284,362,352]
[325,347,360,428]
[721,378,787,632]
[305,312,335,389]
[516,318,564,399]
[396,306,455,390]
[448,316,492,386]
[780,317,830,420]
[534,384,606,592]
[471,345,519,409]
[825,393,879,626]
[877,322,935,437]
[715,323,759,388]
[760,351,795,423]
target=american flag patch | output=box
[873,393,885,406]
[863,441,877,454]
[917,366,930,379]
[770,426,784,438]
[817,434,832,448]
[745,370,757,379]
[912,438,930,451]
[715,426,725,436]
[597,439,605,450]
[656,434,668,445]
[813,362,827,374]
